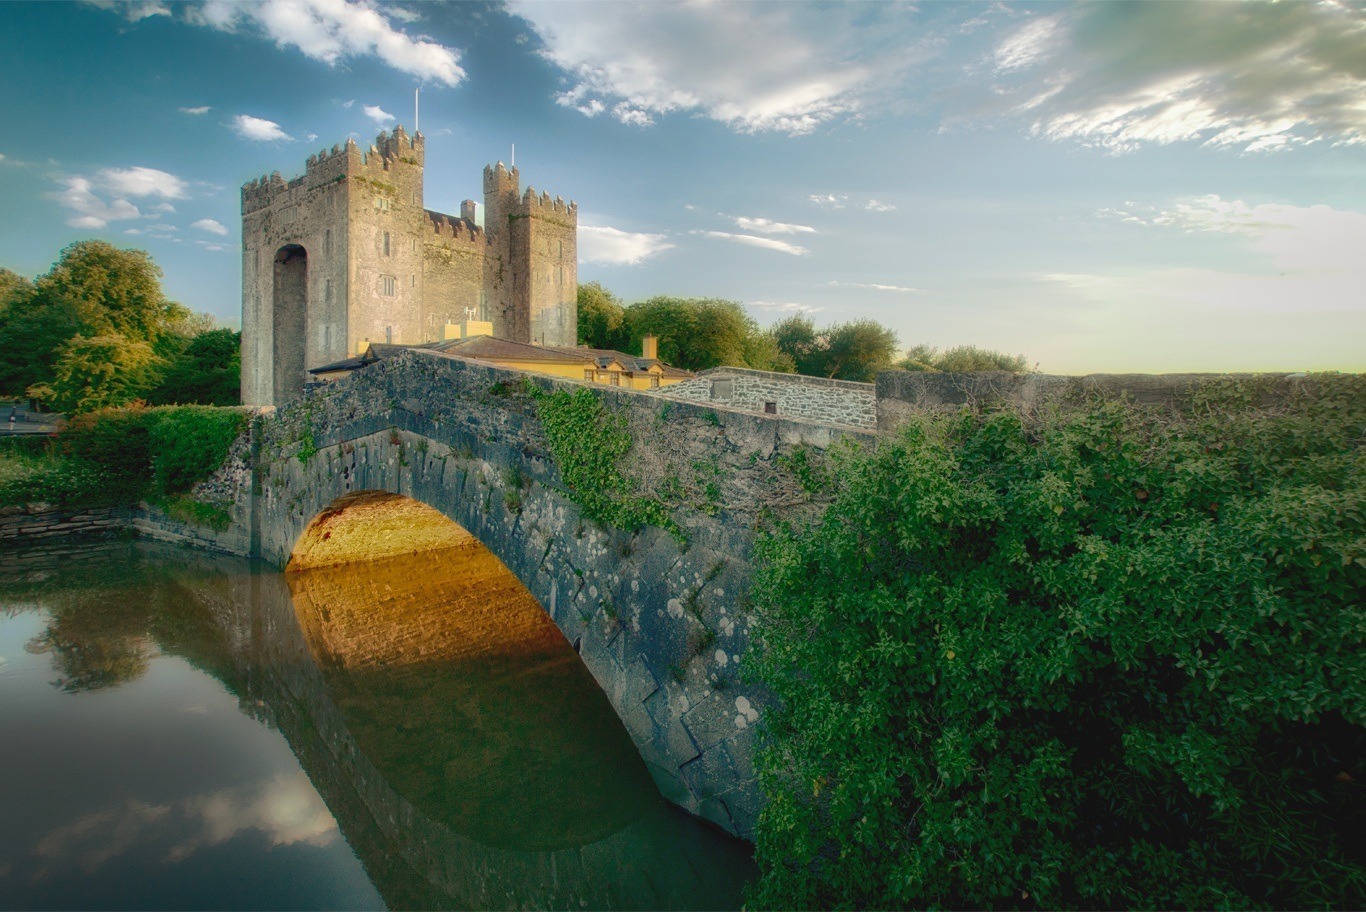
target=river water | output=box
[0,538,755,910]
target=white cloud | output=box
[987,3,1366,152]
[179,105,211,115]
[85,0,171,22]
[99,166,188,200]
[52,176,140,229]
[693,230,808,256]
[150,202,176,214]
[187,0,464,86]
[512,2,927,135]
[828,280,921,293]
[864,199,897,212]
[1104,195,1366,289]
[611,103,654,127]
[749,300,824,313]
[232,114,292,142]
[808,194,847,208]
[362,104,394,126]
[191,218,229,236]
[734,217,816,235]
[579,224,674,265]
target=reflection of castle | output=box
[241,126,577,406]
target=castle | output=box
[241,126,578,406]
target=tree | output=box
[621,297,758,371]
[0,267,32,316]
[896,344,1032,373]
[149,328,241,406]
[819,319,899,381]
[28,334,164,414]
[32,241,175,342]
[0,296,86,396]
[771,316,899,381]
[770,316,821,375]
[577,281,626,350]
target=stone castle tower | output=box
[240,126,578,406]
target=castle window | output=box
[375,197,391,212]
[324,279,332,305]
[559,240,563,258]
[281,205,298,223]
[410,274,416,287]
[324,229,332,255]
[381,275,396,296]
[383,231,391,256]
[584,369,594,381]
[411,238,417,254]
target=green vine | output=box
[529,386,682,540]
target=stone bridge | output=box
[195,355,1303,840]
[204,349,873,840]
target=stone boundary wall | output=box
[876,370,1323,431]
[0,505,128,543]
[0,503,251,555]
[657,366,876,428]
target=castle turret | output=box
[482,162,520,242]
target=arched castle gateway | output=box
[241,126,578,406]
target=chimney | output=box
[642,334,658,360]
[460,199,478,224]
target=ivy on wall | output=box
[529,385,680,538]
[747,375,1365,910]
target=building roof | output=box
[309,336,693,379]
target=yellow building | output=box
[308,333,692,390]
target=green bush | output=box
[748,375,1365,910]
[5,404,245,509]
[145,406,245,495]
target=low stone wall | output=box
[876,370,1320,431]
[0,503,250,555]
[658,366,876,428]
[0,505,128,543]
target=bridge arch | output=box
[248,364,784,839]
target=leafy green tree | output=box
[577,281,626,350]
[897,343,1031,372]
[32,240,175,342]
[28,334,164,414]
[0,267,32,316]
[743,331,795,373]
[149,328,241,406]
[622,297,758,371]
[771,316,899,381]
[770,316,821,375]
[818,319,899,381]
[0,296,86,396]
[749,378,1366,910]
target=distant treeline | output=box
[577,281,1031,382]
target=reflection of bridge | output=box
[209,351,871,838]
[226,557,755,910]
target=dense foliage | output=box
[748,376,1364,910]
[902,343,1032,373]
[0,242,238,409]
[0,405,245,510]
[771,315,901,382]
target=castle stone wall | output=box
[242,131,577,406]
[659,366,877,428]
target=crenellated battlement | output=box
[516,185,578,220]
[424,209,487,248]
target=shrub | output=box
[145,406,245,495]
[748,375,1365,910]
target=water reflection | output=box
[0,539,754,910]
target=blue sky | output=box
[1,0,1362,373]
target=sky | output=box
[0,0,1363,374]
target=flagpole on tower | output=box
[511,143,515,168]
[414,87,420,134]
